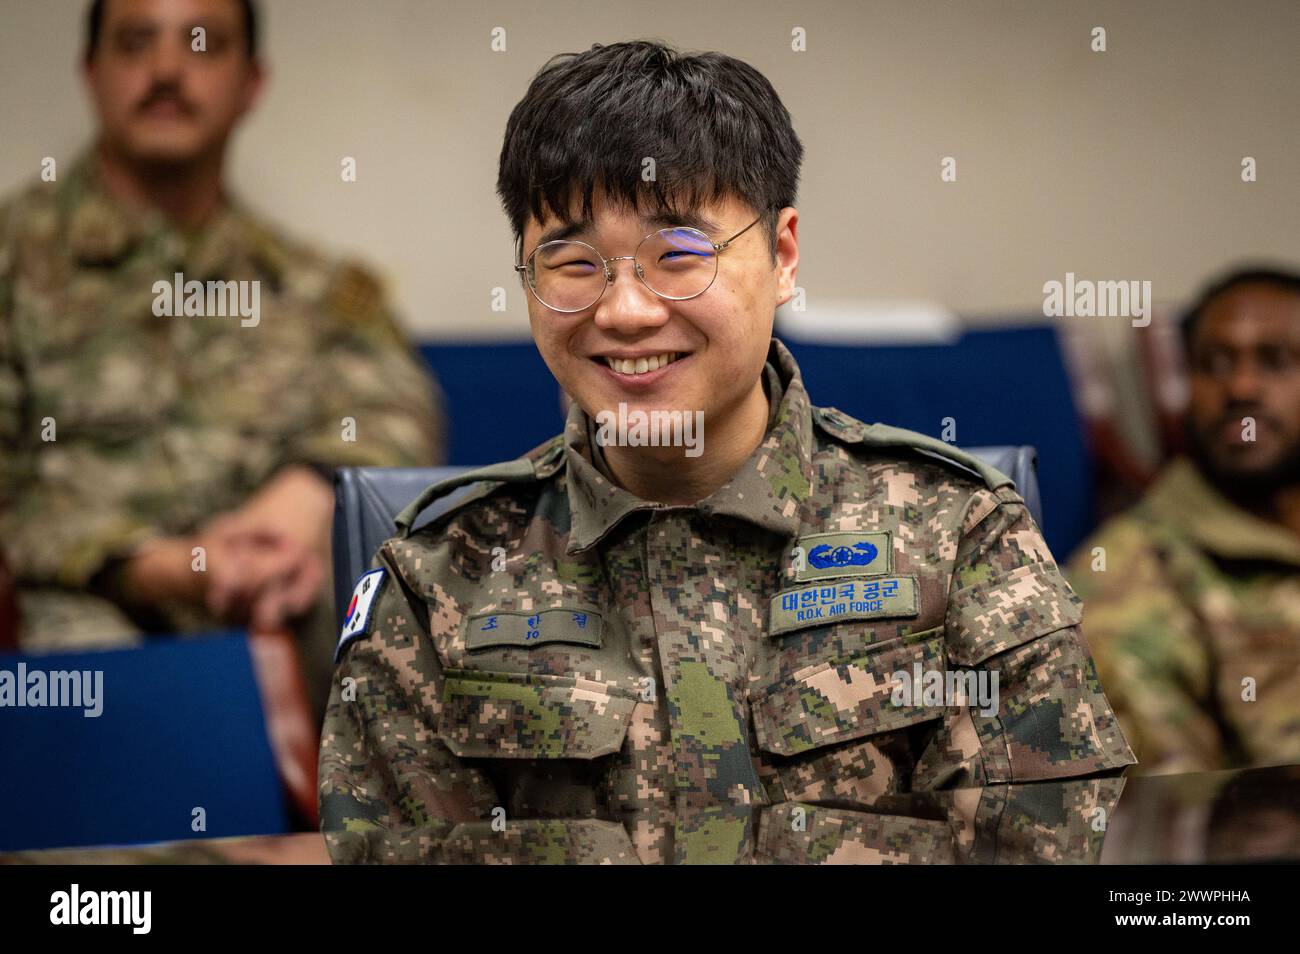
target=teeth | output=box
[604,352,679,375]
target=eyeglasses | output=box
[514,215,763,313]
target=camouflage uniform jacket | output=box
[0,151,445,646]
[320,337,1134,863]
[1067,456,1300,775]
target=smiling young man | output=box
[319,40,1135,865]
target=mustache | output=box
[1213,406,1280,432]
[136,84,196,115]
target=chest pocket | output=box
[437,669,638,760]
[751,625,947,757]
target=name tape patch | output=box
[769,574,918,637]
[794,531,891,581]
[465,609,603,651]
[336,568,388,660]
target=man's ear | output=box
[237,58,267,115]
[80,50,98,95]
[773,206,799,306]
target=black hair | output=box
[85,0,259,60]
[497,39,803,260]
[1181,264,1300,352]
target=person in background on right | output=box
[1066,266,1300,775]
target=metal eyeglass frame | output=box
[514,214,764,313]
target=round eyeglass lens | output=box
[636,228,718,300]
[529,240,607,311]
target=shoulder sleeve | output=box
[281,260,446,471]
[318,543,501,862]
[945,487,1082,663]
[927,487,1137,783]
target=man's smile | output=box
[583,347,697,393]
[596,351,685,376]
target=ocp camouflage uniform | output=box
[320,337,1133,864]
[0,153,445,710]
[1066,456,1300,775]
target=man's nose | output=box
[148,38,188,80]
[592,258,670,334]
[1224,360,1265,402]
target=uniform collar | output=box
[64,147,276,282]
[1143,456,1300,567]
[564,337,816,554]
[65,149,165,266]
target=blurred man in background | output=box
[0,0,444,717]
[1068,267,1300,775]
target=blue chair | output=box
[0,632,292,851]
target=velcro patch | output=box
[793,531,891,581]
[465,609,603,651]
[769,574,918,637]
[335,568,387,661]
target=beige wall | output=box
[2,0,1297,339]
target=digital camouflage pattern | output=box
[0,151,445,652]
[320,337,1134,864]
[1067,456,1300,775]
[758,774,1125,864]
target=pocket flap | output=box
[439,669,637,759]
[753,632,945,757]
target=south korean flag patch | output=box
[336,568,388,662]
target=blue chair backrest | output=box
[0,632,290,851]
